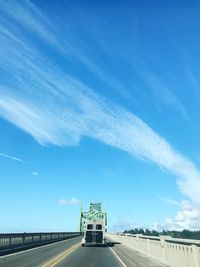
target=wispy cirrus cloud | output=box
[0,62,200,205]
[0,0,59,49]
[131,57,189,120]
[0,0,200,212]
[0,0,127,101]
[0,152,25,163]
[185,66,200,100]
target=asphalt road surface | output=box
[55,245,122,267]
[0,236,167,267]
[0,236,82,267]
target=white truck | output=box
[80,203,107,247]
[82,220,106,246]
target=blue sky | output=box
[1,0,200,232]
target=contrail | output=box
[0,152,26,163]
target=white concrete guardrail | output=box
[0,232,81,255]
[106,233,200,267]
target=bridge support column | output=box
[147,238,150,256]
[136,234,142,251]
[192,245,199,267]
[160,236,171,264]
[9,236,12,246]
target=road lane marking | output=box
[41,241,81,267]
[110,247,127,267]
[0,237,80,259]
[50,242,80,267]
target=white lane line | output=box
[0,237,80,259]
[110,247,127,267]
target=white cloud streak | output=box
[131,58,189,120]
[159,196,180,206]
[1,70,200,205]
[58,198,80,205]
[0,153,25,163]
[31,172,38,176]
[0,0,139,103]
[0,0,59,49]
[0,0,200,209]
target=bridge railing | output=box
[106,233,200,267]
[0,232,81,255]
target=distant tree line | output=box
[124,228,200,240]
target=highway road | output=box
[54,244,121,267]
[0,236,81,267]
[0,236,167,267]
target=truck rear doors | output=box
[85,231,103,244]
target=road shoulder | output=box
[109,241,168,267]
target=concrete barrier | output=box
[0,232,81,255]
[106,233,200,267]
